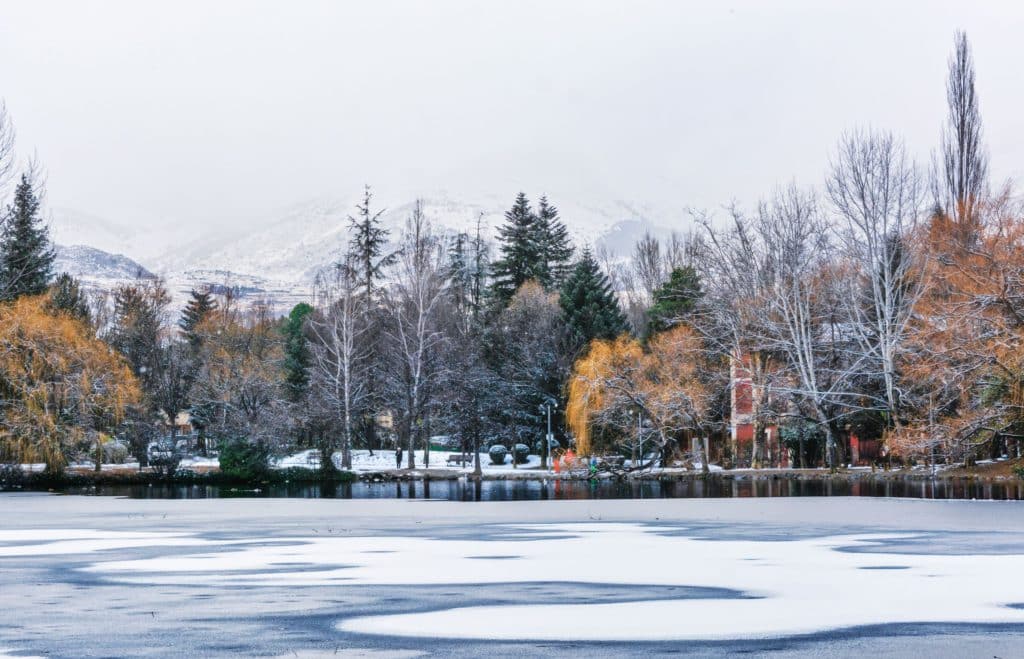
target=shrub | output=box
[0,464,26,490]
[513,443,530,464]
[218,438,271,482]
[173,468,198,481]
[103,440,129,464]
[1013,465,1024,480]
[488,445,508,465]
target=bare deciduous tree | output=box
[309,257,369,470]
[828,128,925,429]
[382,201,450,469]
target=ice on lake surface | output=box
[2,495,1024,657]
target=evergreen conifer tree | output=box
[488,192,539,306]
[179,288,217,347]
[559,248,629,351]
[534,195,574,289]
[447,231,471,315]
[345,186,394,454]
[47,272,91,324]
[647,265,703,335]
[0,173,54,300]
[282,302,314,402]
[347,185,396,303]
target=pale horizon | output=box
[2,0,1023,243]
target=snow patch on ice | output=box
[0,529,216,556]
[64,521,1024,641]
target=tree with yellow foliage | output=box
[0,295,142,473]
[566,325,721,472]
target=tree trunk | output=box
[751,422,765,469]
[406,417,416,470]
[473,428,482,478]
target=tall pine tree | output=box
[488,192,539,307]
[345,186,393,454]
[0,173,54,300]
[534,195,574,289]
[347,185,396,304]
[559,248,628,352]
[179,288,218,348]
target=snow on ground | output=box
[178,456,219,468]
[66,522,1024,641]
[270,449,546,473]
[345,449,543,473]
[0,529,215,557]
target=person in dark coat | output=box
[395,445,403,469]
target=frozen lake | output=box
[1,495,1023,657]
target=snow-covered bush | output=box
[488,445,508,465]
[103,441,129,464]
[513,443,530,464]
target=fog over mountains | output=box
[48,192,684,311]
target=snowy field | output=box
[1,496,1024,657]
[279,448,688,473]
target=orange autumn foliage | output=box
[890,195,1024,460]
[0,295,142,472]
[566,325,714,456]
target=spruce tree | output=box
[0,174,54,300]
[48,272,91,324]
[559,248,629,351]
[647,265,703,335]
[179,288,217,347]
[488,192,539,306]
[534,195,574,289]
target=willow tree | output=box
[0,295,141,473]
[566,325,718,471]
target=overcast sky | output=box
[1,0,1022,234]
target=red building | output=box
[730,354,786,467]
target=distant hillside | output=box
[54,244,154,282]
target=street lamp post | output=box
[541,402,555,470]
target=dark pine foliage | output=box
[347,185,396,303]
[282,302,314,402]
[179,288,217,347]
[47,272,91,325]
[647,265,703,336]
[534,195,574,289]
[489,192,539,307]
[0,174,54,300]
[559,248,628,352]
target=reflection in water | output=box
[72,477,1024,501]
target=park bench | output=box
[446,453,475,466]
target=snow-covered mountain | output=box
[51,192,688,312]
[54,244,154,281]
